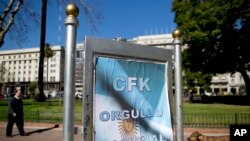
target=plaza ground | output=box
[0,122,229,141]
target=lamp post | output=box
[172,29,183,141]
[63,3,79,141]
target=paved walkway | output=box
[0,122,229,141]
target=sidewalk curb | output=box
[1,121,229,134]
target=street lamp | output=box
[172,29,183,141]
[63,3,79,141]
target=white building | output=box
[0,34,246,96]
[129,34,174,49]
[75,43,84,95]
[211,73,245,95]
[0,46,65,95]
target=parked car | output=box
[44,90,51,98]
[75,93,82,100]
[75,89,83,100]
[0,95,5,100]
[54,91,64,98]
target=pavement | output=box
[0,122,229,141]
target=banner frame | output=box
[83,36,173,141]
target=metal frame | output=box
[83,36,173,141]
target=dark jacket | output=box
[8,97,23,116]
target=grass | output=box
[0,98,83,122]
[183,102,250,114]
[1,98,250,114]
[0,98,82,113]
[1,99,250,126]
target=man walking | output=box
[6,89,27,137]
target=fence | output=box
[0,110,82,124]
[183,113,250,128]
[1,110,250,128]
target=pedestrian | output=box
[6,89,28,137]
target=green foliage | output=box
[29,81,38,100]
[44,43,54,59]
[173,0,250,96]
[173,0,250,72]
[0,63,6,82]
[184,70,212,91]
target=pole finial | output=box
[65,3,79,18]
[172,29,182,38]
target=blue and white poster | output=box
[94,57,173,141]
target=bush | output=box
[29,81,39,100]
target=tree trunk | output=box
[47,59,49,91]
[239,69,250,97]
[37,0,47,102]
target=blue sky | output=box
[1,0,176,50]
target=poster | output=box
[94,57,173,141]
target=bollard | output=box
[172,29,183,141]
[63,3,79,141]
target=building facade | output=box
[0,34,246,96]
[75,43,84,95]
[0,46,65,96]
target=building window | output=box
[231,79,235,84]
[50,76,56,81]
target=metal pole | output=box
[63,3,79,141]
[172,29,183,141]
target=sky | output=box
[1,0,176,50]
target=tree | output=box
[28,81,38,100]
[0,0,39,47]
[0,63,7,95]
[172,0,250,96]
[183,70,212,93]
[44,43,54,90]
[36,0,102,102]
[1,0,102,101]
[36,0,47,102]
